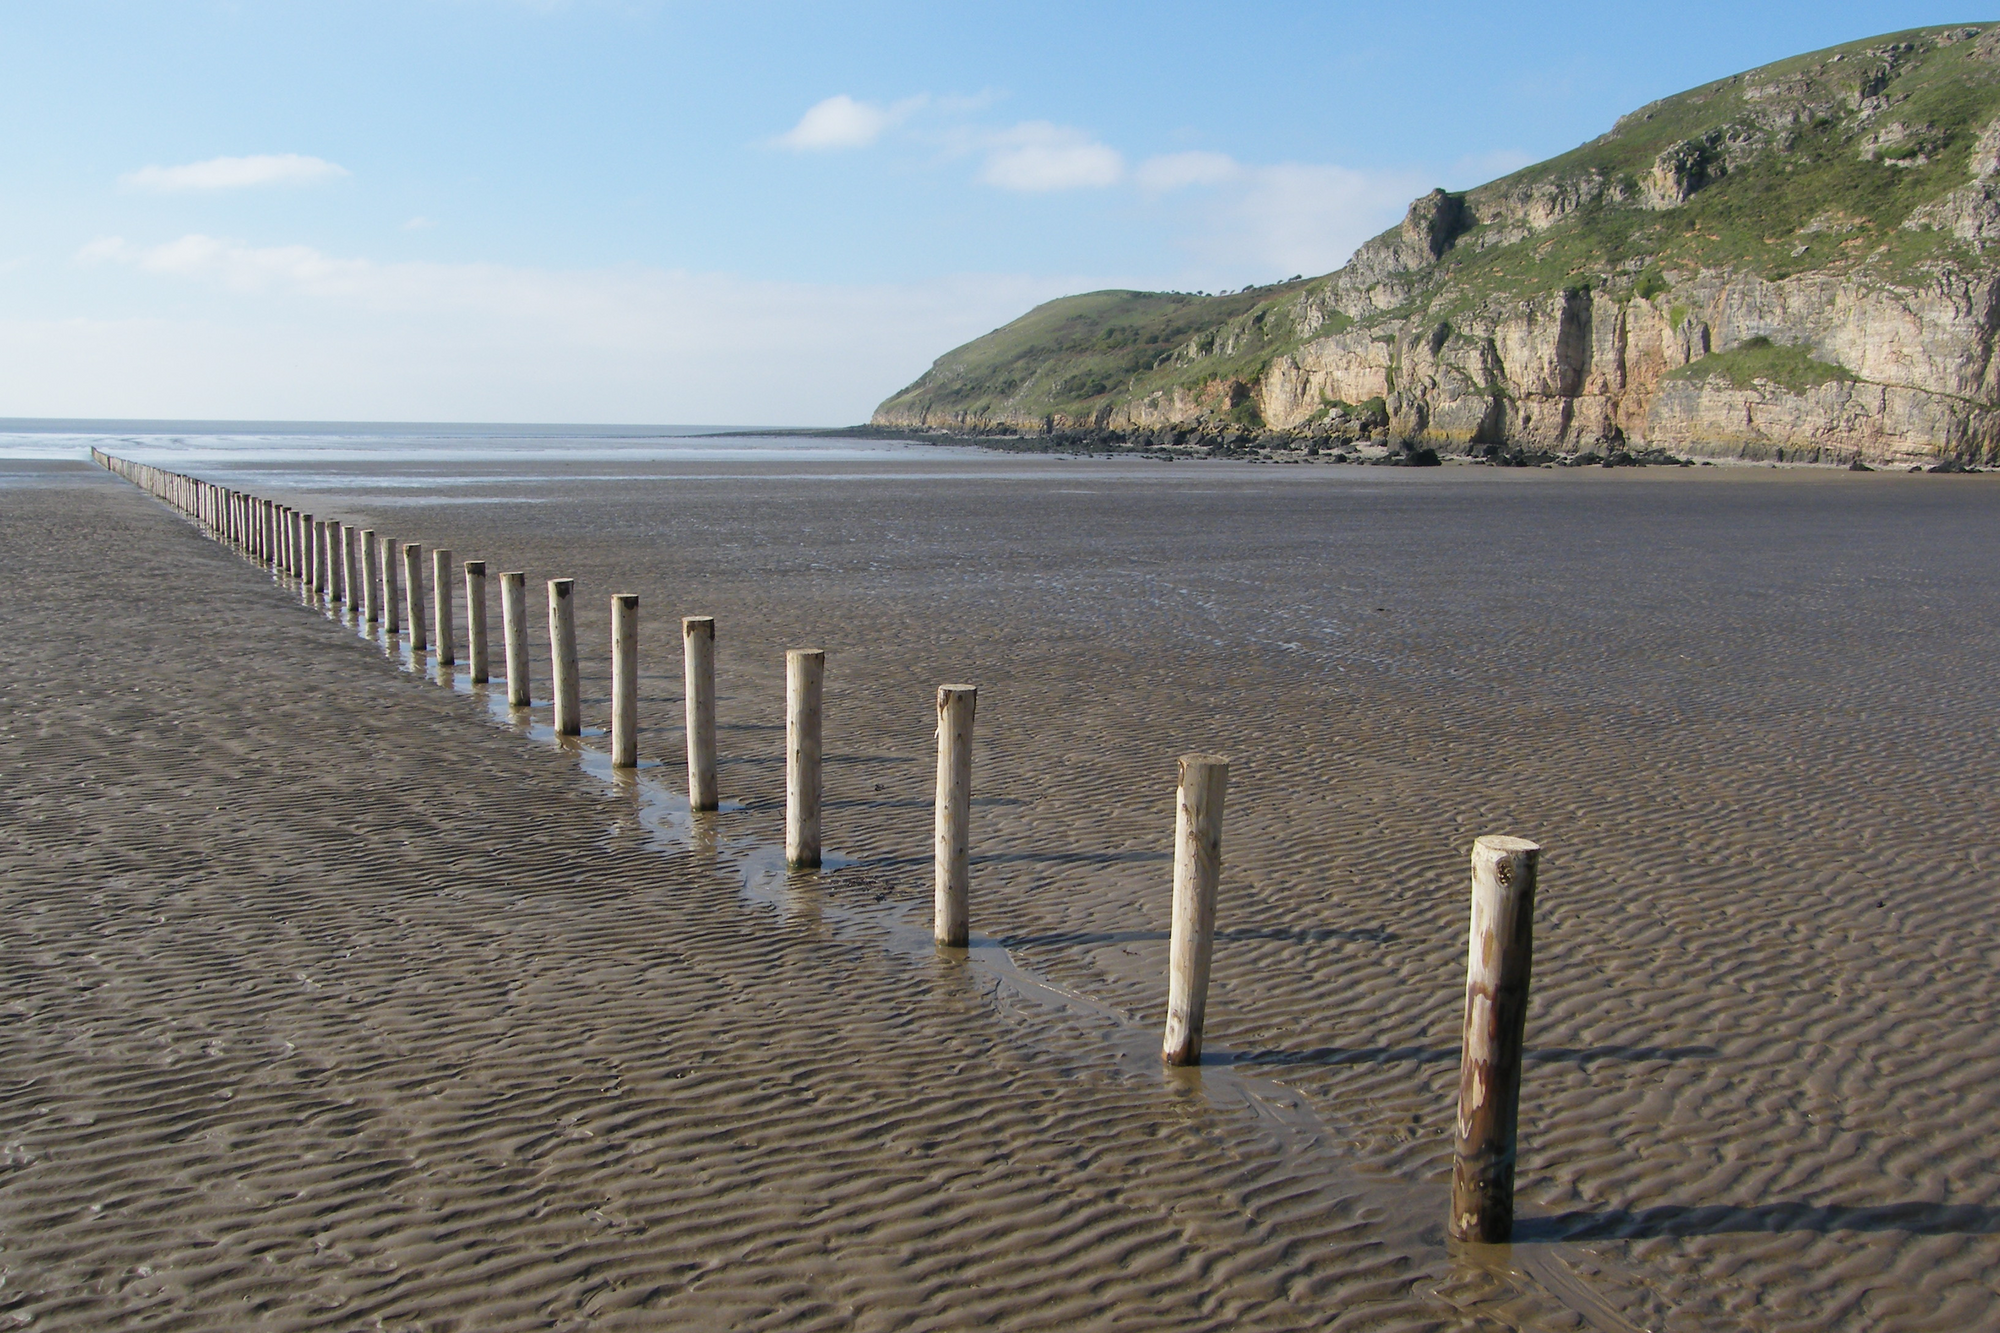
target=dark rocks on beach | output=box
[1850,459,1874,471]
[1928,458,1972,473]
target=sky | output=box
[0,1,1979,425]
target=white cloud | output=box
[977,123,1124,191]
[119,153,351,192]
[50,233,1077,424]
[1134,151,1242,192]
[402,216,437,230]
[1215,162,1427,275]
[1451,147,1536,186]
[775,95,925,151]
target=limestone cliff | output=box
[874,25,2000,464]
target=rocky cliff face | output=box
[874,25,2000,464]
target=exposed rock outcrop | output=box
[875,25,2000,464]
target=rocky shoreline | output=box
[827,422,1992,470]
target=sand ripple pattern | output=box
[7,454,2000,1330]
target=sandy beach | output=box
[5,445,2000,1331]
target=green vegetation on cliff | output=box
[875,283,1315,430]
[1663,336,1859,392]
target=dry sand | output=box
[4,450,2000,1330]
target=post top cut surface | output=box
[612,592,638,605]
[938,683,978,694]
[1472,834,1541,855]
[788,647,825,660]
[1178,753,1230,769]
[549,577,574,593]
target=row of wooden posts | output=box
[93,448,1542,1245]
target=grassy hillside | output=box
[876,24,2000,433]
[874,283,1317,429]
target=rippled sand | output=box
[5,452,1999,1331]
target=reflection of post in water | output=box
[1451,834,1541,1244]
[687,806,720,859]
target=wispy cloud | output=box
[976,122,1124,192]
[1218,162,1427,274]
[775,95,927,151]
[120,153,351,192]
[1133,151,1242,192]
[61,233,1078,423]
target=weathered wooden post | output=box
[327,520,345,603]
[501,572,530,706]
[382,537,402,633]
[361,529,381,624]
[682,617,718,811]
[403,542,427,651]
[343,525,360,612]
[548,579,580,734]
[313,521,328,598]
[1450,834,1542,1245]
[933,685,977,947]
[1162,754,1229,1067]
[465,561,490,684]
[432,548,455,666]
[611,593,638,767]
[785,649,824,869]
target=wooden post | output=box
[611,593,638,767]
[432,548,455,666]
[1162,754,1229,1067]
[548,578,580,734]
[382,538,402,633]
[683,617,718,811]
[785,649,824,869]
[313,521,328,597]
[403,542,427,651]
[327,520,345,603]
[361,530,381,624]
[933,685,977,947]
[465,561,489,684]
[1450,834,1542,1245]
[342,525,360,613]
[501,572,530,706]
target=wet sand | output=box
[5,451,2000,1330]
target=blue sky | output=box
[0,1,1977,424]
